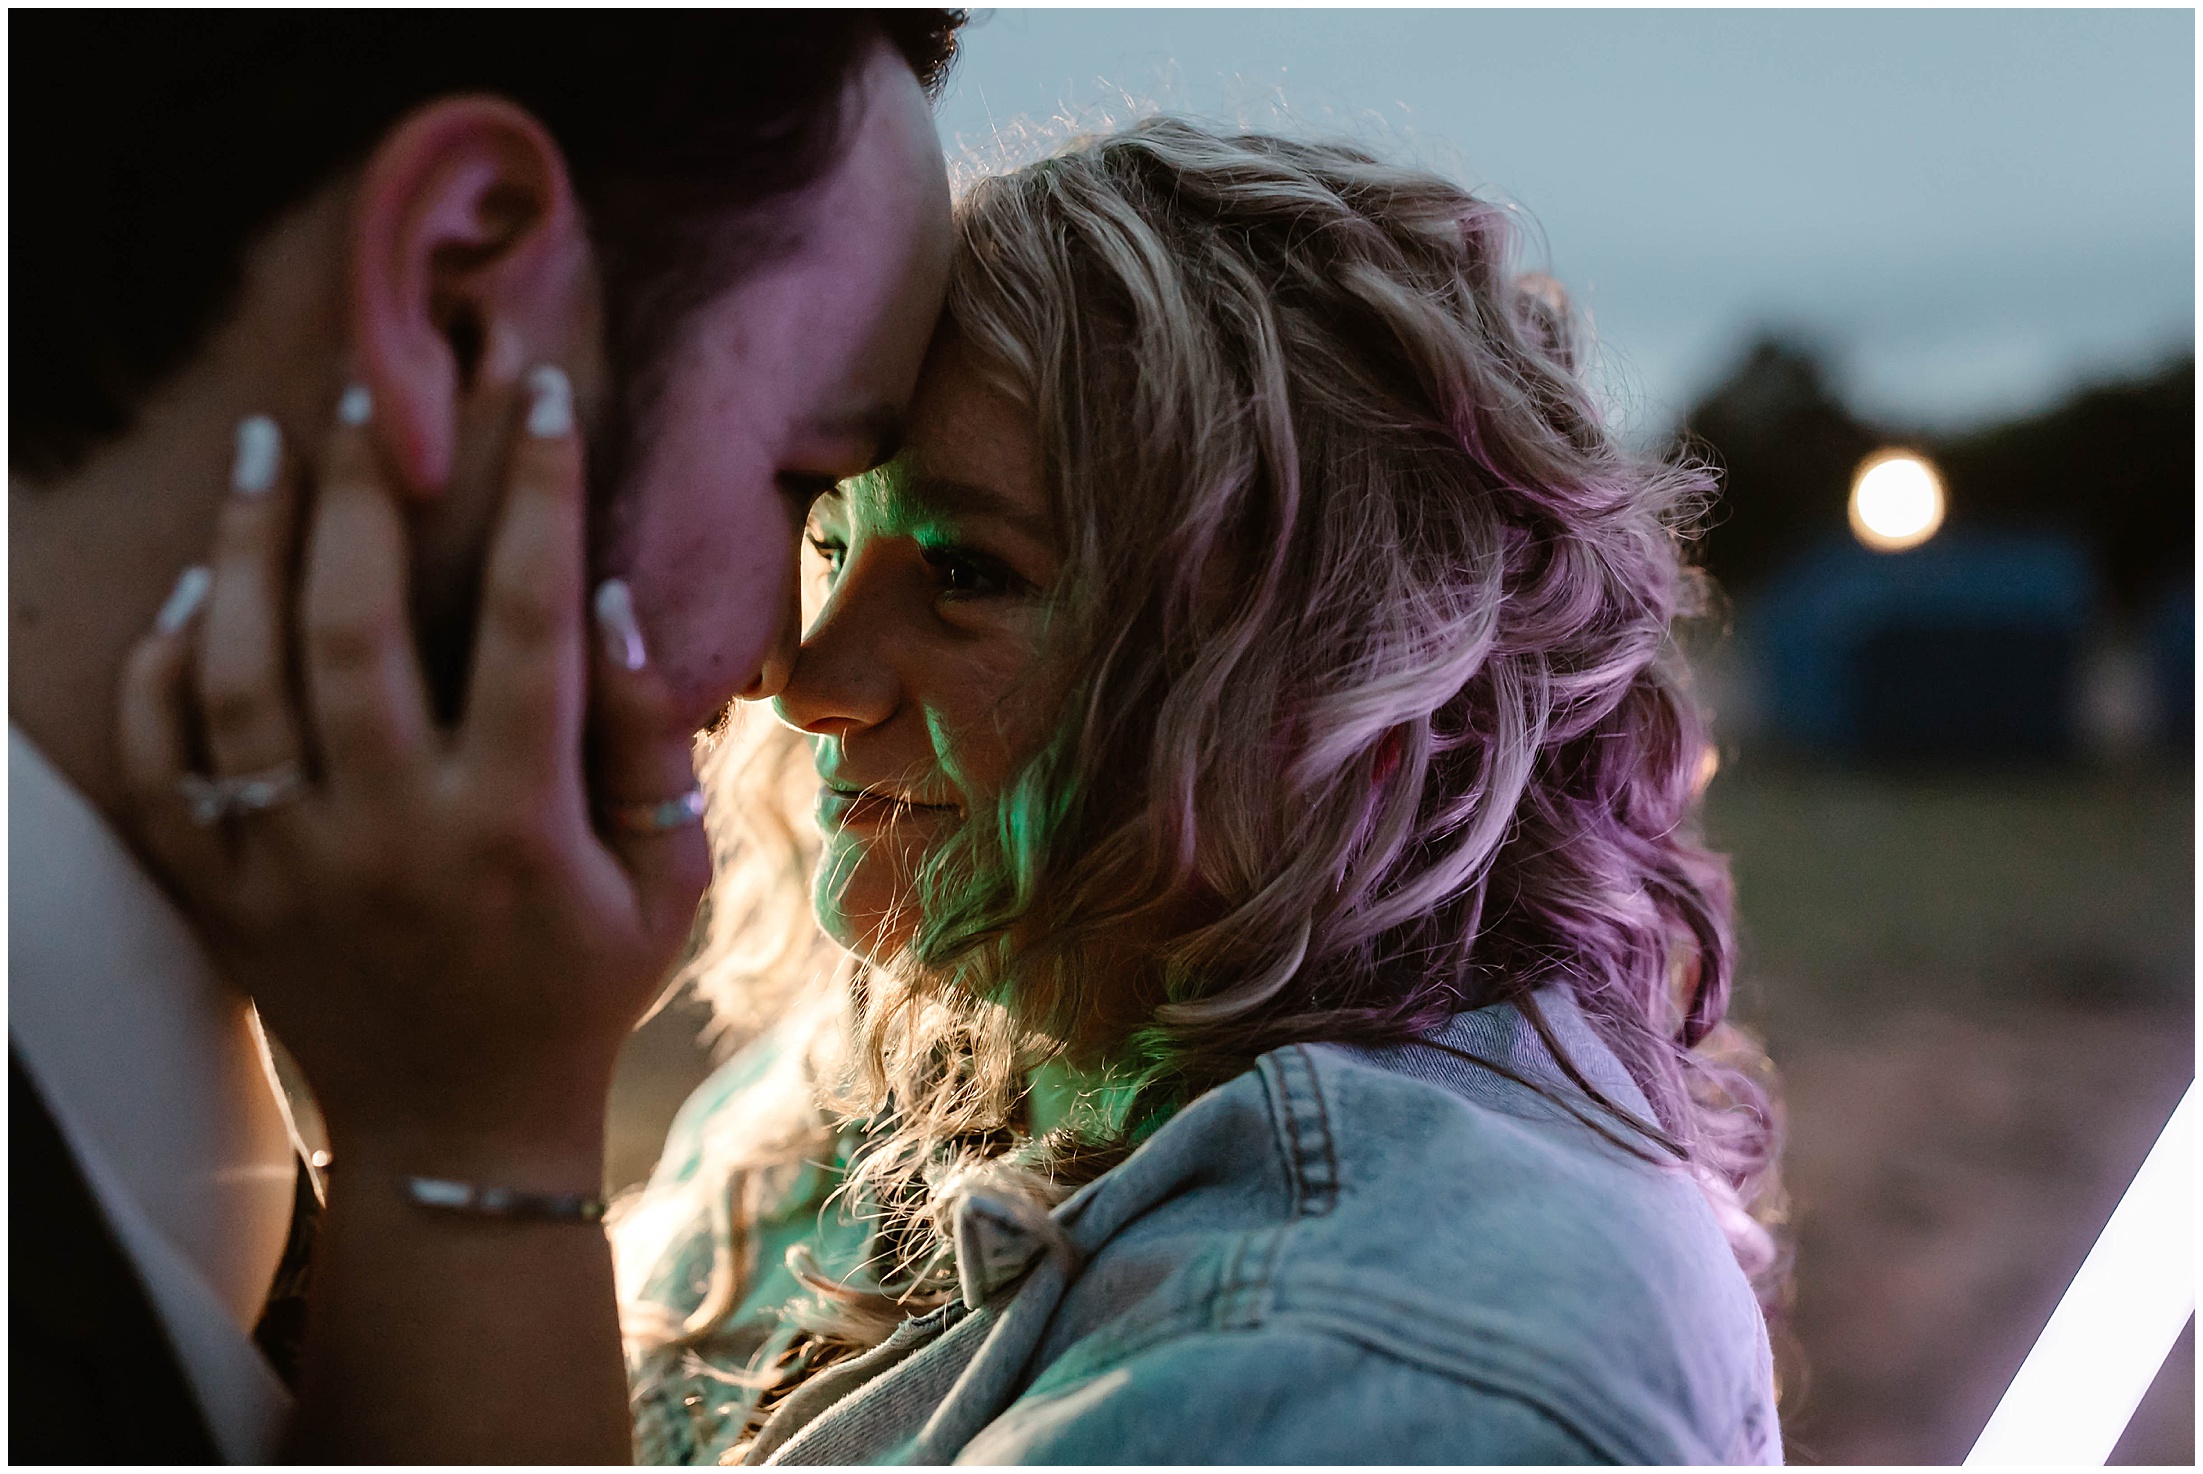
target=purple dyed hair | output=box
[628,117,1786,1431]
[904,119,1780,1262]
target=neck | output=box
[11,417,237,819]
[8,190,350,825]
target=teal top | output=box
[618,989,1780,1465]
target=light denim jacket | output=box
[625,990,1780,1465]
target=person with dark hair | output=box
[9,11,963,1462]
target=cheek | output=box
[930,640,1050,801]
[814,823,926,959]
[614,432,797,727]
[811,828,869,951]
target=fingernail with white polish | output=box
[527,365,574,438]
[592,579,647,672]
[337,383,372,426]
[232,415,281,496]
[156,566,213,635]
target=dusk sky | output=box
[934,8,2194,436]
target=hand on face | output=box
[771,340,1059,961]
[116,368,708,1177]
[98,40,956,1176]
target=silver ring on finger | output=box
[599,785,706,835]
[180,761,305,827]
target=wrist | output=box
[331,1129,609,1200]
[325,1086,613,1195]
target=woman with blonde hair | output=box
[126,116,1781,1463]
[616,117,1783,1463]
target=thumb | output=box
[587,578,711,933]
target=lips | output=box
[815,783,962,833]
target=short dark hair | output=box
[10,11,964,481]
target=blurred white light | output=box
[1964,1081,2196,1466]
[1849,451,1946,552]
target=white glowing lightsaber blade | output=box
[1965,1080,2196,1466]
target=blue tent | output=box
[1747,531,2097,760]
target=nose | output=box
[738,571,801,704]
[769,555,901,738]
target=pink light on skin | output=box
[1964,1080,2196,1466]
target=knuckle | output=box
[317,675,422,764]
[469,814,562,883]
[211,507,266,565]
[306,605,391,676]
[198,671,269,735]
[485,575,563,649]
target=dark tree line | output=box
[1679,337,2194,615]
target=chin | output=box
[812,835,920,963]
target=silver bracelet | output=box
[402,1174,607,1223]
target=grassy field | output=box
[606,760,2196,1463]
[1707,761,2192,1025]
[1702,759,2193,1464]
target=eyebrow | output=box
[805,403,906,470]
[895,474,1055,546]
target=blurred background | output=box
[609,10,2194,1464]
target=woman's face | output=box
[772,339,1060,959]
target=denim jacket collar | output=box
[742,988,1778,1466]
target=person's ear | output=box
[349,96,594,499]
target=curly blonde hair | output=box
[622,115,1784,1437]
